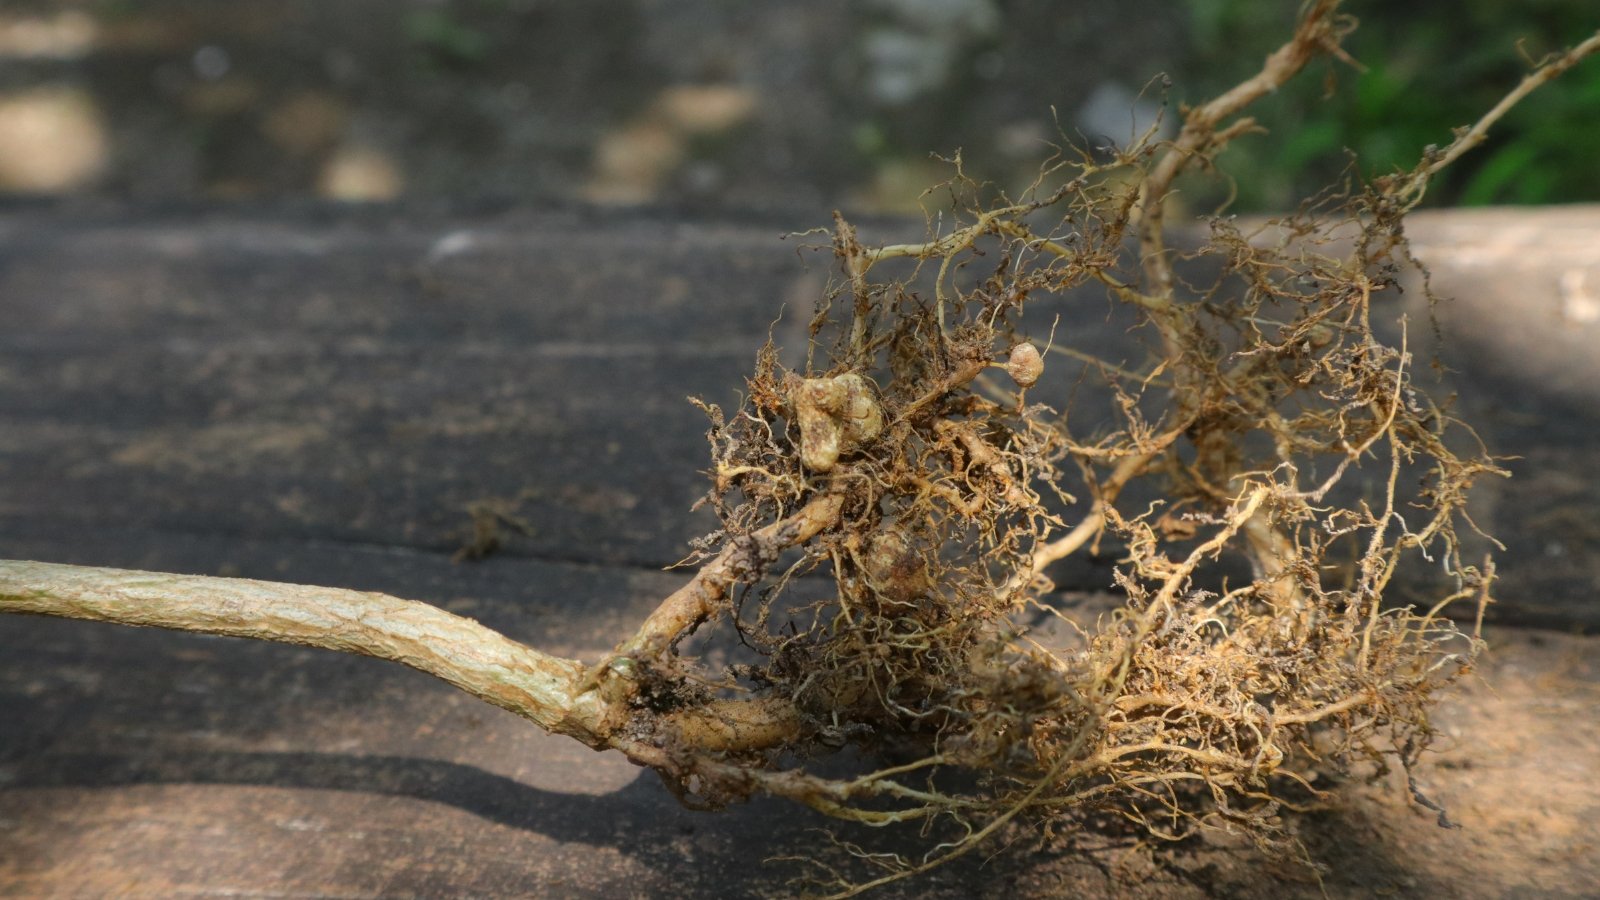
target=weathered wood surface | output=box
[1,202,1597,897]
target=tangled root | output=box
[574,3,1596,894]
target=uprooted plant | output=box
[4,3,1597,895]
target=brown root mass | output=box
[576,3,1579,893]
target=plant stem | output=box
[0,559,615,746]
[1139,0,1348,357]
[1396,28,1600,208]
[0,558,814,760]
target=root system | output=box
[6,3,1599,897]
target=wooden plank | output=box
[2,203,1599,897]
[1400,207,1600,629]
[3,204,1595,623]
[0,206,821,570]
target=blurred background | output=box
[0,0,1595,215]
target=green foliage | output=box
[405,5,492,69]
[1183,0,1600,210]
